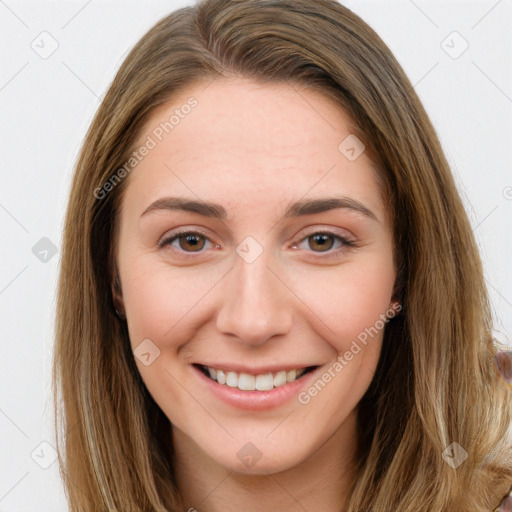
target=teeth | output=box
[226,371,238,387]
[273,370,287,387]
[200,365,309,391]
[286,369,297,382]
[238,373,256,391]
[255,373,274,391]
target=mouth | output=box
[193,363,318,392]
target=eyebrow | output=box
[140,196,378,221]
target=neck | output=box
[172,409,359,512]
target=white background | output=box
[0,1,511,510]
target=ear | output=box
[389,278,403,315]
[389,299,402,315]
[111,264,126,319]
[391,263,404,306]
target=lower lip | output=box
[192,365,320,411]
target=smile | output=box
[194,364,317,391]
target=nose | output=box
[215,250,293,346]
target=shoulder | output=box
[493,484,512,511]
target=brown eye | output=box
[292,230,356,259]
[307,233,335,252]
[177,233,205,252]
[158,231,211,253]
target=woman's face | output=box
[114,77,397,474]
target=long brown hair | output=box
[52,0,512,510]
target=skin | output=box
[113,77,397,511]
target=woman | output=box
[52,0,512,510]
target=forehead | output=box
[122,77,386,223]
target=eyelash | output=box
[157,228,357,259]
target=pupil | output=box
[311,234,333,252]
[180,234,204,252]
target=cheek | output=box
[292,261,395,424]
[121,258,220,348]
[287,256,396,355]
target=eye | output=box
[158,230,215,253]
[157,228,356,258]
[292,230,356,257]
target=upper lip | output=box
[193,362,319,375]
